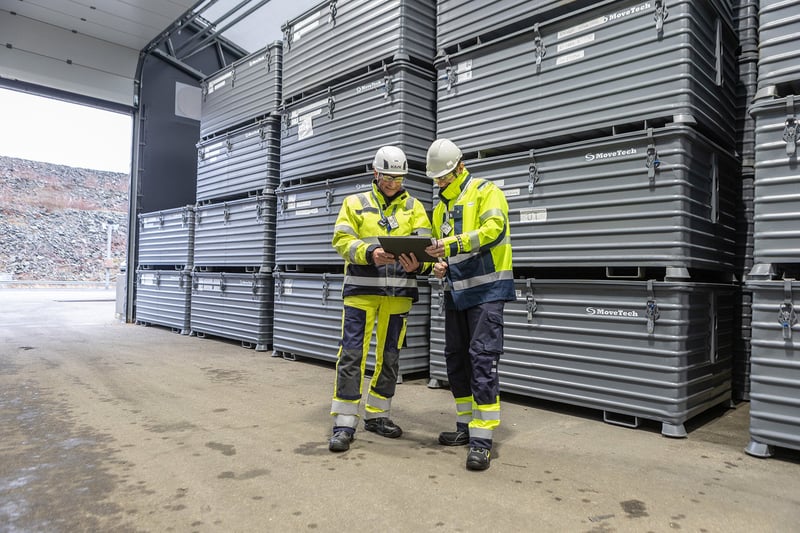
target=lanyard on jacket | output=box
[440,173,472,236]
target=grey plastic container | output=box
[744,278,800,456]
[272,271,430,379]
[429,277,735,437]
[435,0,738,154]
[748,96,800,270]
[134,269,192,334]
[196,117,280,203]
[281,0,435,100]
[190,271,274,351]
[464,125,738,271]
[275,171,432,267]
[200,42,282,139]
[193,194,276,271]
[279,60,435,183]
[757,0,800,93]
[137,205,195,268]
[737,52,759,165]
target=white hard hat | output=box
[426,138,463,179]
[373,146,408,175]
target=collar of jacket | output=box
[439,169,471,202]
[372,179,406,207]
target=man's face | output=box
[376,171,404,196]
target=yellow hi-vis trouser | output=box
[330,294,411,430]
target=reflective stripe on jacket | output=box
[432,170,515,310]
[332,180,432,302]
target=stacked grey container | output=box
[744,0,800,457]
[134,206,195,333]
[272,0,437,379]
[189,42,284,351]
[429,0,741,435]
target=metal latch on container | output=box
[181,208,189,226]
[250,273,259,298]
[197,148,205,162]
[223,204,230,224]
[274,271,283,300]
[436,278,445,317]
[321,273,330,305]
[158,212,165,226]
[281,112,290,137]
[325,181,333,212]
[282,24,292,51]
[327,88,336,119]
[533,23,546,69]
[382,73,393,100]
[783,95,797,156]
[779,279,797,340]
[645,129,660,183]
[645,280,659,334]
[256,200,266,223]
[225,137,233,153]
[443,55,457,92]
[654,1,669,33]
[328,0,338,27]
[230,68,237,89]
[526,279,537,322]
[528,149,540,195]
[219,273,226,293]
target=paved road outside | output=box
[1,288,799,532]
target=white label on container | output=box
[291,10,324,41]
[296,208,319,217]
[457,60,473,83]
[293,200,312,209]
[142,220,161,229]
[198,280,221,292]
[556,50,585,66]
[515,289,523,299]
[141,274,156,285]
[519,208,547,223]
[356,79,384,95]
[290,100,325,125]
[557,33,595,52]
[283,279,294,295]
[249,54,266,67]
[504,188,521,197]
[558,16,606,39]
[207,71,232,94]
[298,116,314,140]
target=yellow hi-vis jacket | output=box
[432,169,515,310]
[332,180,432,302]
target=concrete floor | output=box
[1,288,799,533]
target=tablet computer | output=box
[378,236,437,262]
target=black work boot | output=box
[363,417,403,438]
[329,429,354,452]
[466,447,491,471]
[438,430,469,446]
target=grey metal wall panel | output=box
[435,0,738,154]
[464,126,738,270]
[436,0,596,52]
[134,269,192,333]
[190,271,274,351]
[200,42,283,139]
[737,53,758,165]
[280,61,436,182]
[757,0,800,92]
[272,272,431,377]
[745,279,800,454]
[749,96,800,266]
[733,0,759,50]
[137,206,195,268]
[430,278,734,436]
[196,118,281,202]
[275,171,432,267]
[281,0,436,100]
[194,194,276,270]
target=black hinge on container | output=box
[654,1,669,33]
[779,279,797,340]
[528,149,540,195]
[533,23,546,70]
[645,279,659,334]
[526,279,537,322]
[321,272,330,305]
[783,95,797,156]
[329,0,338,27]
[327,87,336,119]
[645,128,660,184]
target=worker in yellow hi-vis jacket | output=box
[424,138,515,471]
[328,146,432,453]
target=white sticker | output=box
[198,280,221,292]
[208,71,233,94]
[557,33,595,52]
[515,289,523,299]
[457,60,473,83]
[294,200,312,209]
[519,208,547,223]
[296,208,320,216]
[290,101,325,125]
[558,16,607,39]
[298,116,314,140]
[283,279,294,295]
[504,188,521,197]
[556,50,585,66]
[141,274,156,285]
[291,10,324,41]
